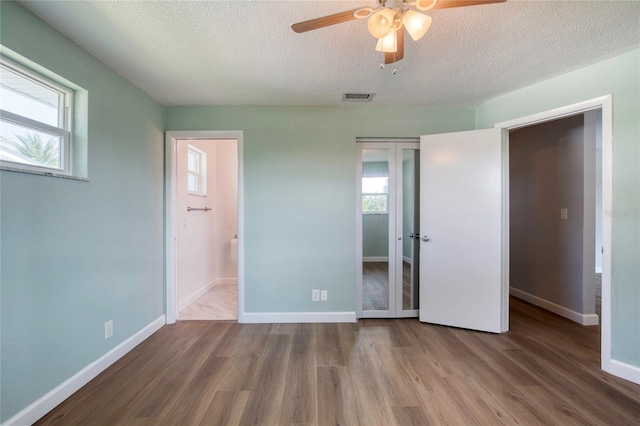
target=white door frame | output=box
[165,130,244,324]
[494,95,621,380]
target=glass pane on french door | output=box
[362,148,391,312]
[401,148,420,312]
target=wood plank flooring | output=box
[36,297,640,425]
[363,262,413,311]
[362,262,390,310]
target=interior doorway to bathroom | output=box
[176,138,238,320]
[164,131,244,324]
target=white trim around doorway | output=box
[493,95,629,383]
[165,130,245,324]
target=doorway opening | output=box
[175,138,238,320]
[165,131,244,324]
[508,111,602,325]
[356,139,420,318]
[494,95,616,381]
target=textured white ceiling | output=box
[18,0,640,107]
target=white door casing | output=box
[495,95,632,384]
[165,130,244,324]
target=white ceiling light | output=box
[403,9,432,41]
[367,8,396,39]
[375,29,398,53]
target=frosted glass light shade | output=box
[403,10,432,41]
[375,30,397,53]
[368,8,395,38]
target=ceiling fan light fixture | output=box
[375,29,398,53]
[415,0,439,11]
[368,8,395,38]
[403,10,432,41]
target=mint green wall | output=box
[0,2,165,422]
[166,106,475,313]
[476,49,640,368]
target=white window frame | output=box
[362,176,389,214]
[0,54,73,175]
[187,144,207,196]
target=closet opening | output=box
[356,139,420,319]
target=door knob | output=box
[422,235,431,242]
[409,233,414,238]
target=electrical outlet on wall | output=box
[320,290,328,301]
[312,289,320,302]
[105,320,113,339]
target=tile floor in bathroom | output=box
[179,282,238,320]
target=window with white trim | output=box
[187,145,207,196]
[0,55,73,174]
[362,176,389,214]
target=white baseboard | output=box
[510,287,599,326]
[363,257,388,262]
[241,312,356,323]
[603,359,640,385]
[4,315,165,426]
[214,277,237,286]
[403,256,412,264]
[179,280,217,311]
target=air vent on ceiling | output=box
[342,93,375,102]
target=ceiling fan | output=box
[292,0,507,65]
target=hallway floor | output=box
[179,282,237,320]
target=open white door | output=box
[419,128,509,333]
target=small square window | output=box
[362,176,389,214]
[0,55,73,175]
[187,145,207,196]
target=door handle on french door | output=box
[409,233,414,239]
[422,235,431,242]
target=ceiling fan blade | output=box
[385,28,405,64]
[291,8,362,33]
[430,0,507,10]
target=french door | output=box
[357,141,420,318]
